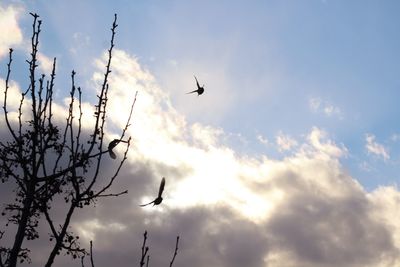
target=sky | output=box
[1,1,400,267]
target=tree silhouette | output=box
[0,13,177,267]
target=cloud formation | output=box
[67,49,400,267]
[257,134,269,146]
[275,131,298,152]
[365,133,390,160]
[309,97,342,119]
[1,37,400,267]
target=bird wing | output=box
[158,177,165,198]
[108,139,120,150]
[186,89,198,94]
[140,200,155,207]
[194,75,200,89]
[109,149,117,159]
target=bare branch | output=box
[90,241,94,267]
[3,48,18,143]
[169,236,180,267]
[140,231,149,267]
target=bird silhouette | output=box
[140,177,166,207]
[108,139,128,159]
[187,75,204,96]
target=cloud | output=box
[275,131,298,152]
[365,134,390,160]
[309,97,343,119]
[257,134,269,146]
[306,127,347,158]
[87,50,399,266]
[1,48,400,267]
[37,52,55,74]
[309,97,321,111]
[0,3,24,59]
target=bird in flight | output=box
[187,75,204,96]
[140,177,166,207]
[108,139,128,159]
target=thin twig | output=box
[90,241,94,267]
[169,236,180,267]
[140,231,149,267]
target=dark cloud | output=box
[68,205,268,267]
[265,167,398,267]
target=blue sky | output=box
[6,0,399,190]
[2,1,400,266]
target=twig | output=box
[90,241,94,267]
[139,231,149,267]
[169,236,180,267]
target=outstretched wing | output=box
[186,89,198,94]
[194,75,200,89]
[140,200,155,207]
[158,177,166,198]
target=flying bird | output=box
[187,75,204,96]
[140,177,166,207]
[108,139,128,159]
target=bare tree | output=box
[0,13,136,267]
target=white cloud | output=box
[306,127,347,158]
[0,78,32,125]
[309,97,343,118]
[309,97,321,111]
[257,134,269,146]
[365,134,390,160]
[0,4,24,59]
[37,52,55,74]
[275,131,298,152]
[323,104,341,116]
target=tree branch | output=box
[169,236,180,267]
[140,231,149,267]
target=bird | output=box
[187,75,204,96]
[108,139,127,159]
[140,177,166,207]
